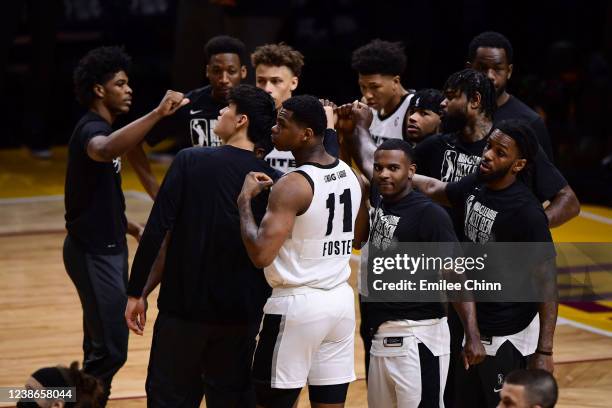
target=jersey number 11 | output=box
[325,189,352,236]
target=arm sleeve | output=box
[127,151,186,296]
[445,173,477,210]
[323,128,340,158]
[79,121,112,152]
[532,145,568,202]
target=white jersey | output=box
[265,148,297,173]
[264,159,361,290]
[369,93,412,146]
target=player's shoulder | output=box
[500,95,540,122]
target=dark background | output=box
[1,0,611,204]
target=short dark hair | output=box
[494,119,538,167]
[204,35,246,64]
[468,31,514,64]
[444,68,497,119]
[281,95,327,137]
[376,139,415,163]
[73,46,131,106]
[229,84,276,144]
[251,43,305,77]
[351,39,406,76]
[505,369,558,408]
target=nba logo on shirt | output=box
[112,157,121,173]
[190,118,221,147]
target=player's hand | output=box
[335,103,356,135]
[320,99,337,129]
[352,101,373,128]
[125,296,148,335]
[462,335,486,369]
[528,353,554,373]
[155,90,190,117]
[240,172,274,200]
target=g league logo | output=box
[190,118,221,147]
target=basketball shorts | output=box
[252,282,356,389]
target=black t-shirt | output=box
[414,132,567,213]
[367,190,458,334]
[127,145,278,324]
[445,173,554,336]
[146,85,226,148]
[495,95,554,162]
[64,111,127,254]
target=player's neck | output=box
[380,88,408,116]
[90,102,116,125]
[461,116,492,143]
[497,91,511,107]
[485,174,516,191]
[382,184,413,204]
[293,143,334,167]
[224,131,254,152]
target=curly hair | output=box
[443,68,497,119]
[468,31,514,63]
[73,46,131,107]
[251,43,305,77]
[351,39,406,76]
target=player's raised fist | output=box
[335,102,357,135]
[155,90,190,117]
[351,101,373,128]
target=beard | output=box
[477,163,513,183]
[440,107,468,134]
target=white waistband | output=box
[270,281,348,297]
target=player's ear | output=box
[465,60,472,68]
[254,146,267,159]
[240,65,247,80]
[303,127,313,142]
[507,63,513,80]
[290,76,298,92]
[407,162,417,179]
[93,84,105,99]
[236,113,249,130]
[205,64,211,79]
[470,92,482,111]
[513,158,526,174]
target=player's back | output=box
[264,158,361,290]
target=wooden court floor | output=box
[1,147,611,407]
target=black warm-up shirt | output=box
[146,85,226,148]
[127,145,278,324]
[366,190,458,335]
[495,95,554,162]
[445,173,555,336]
[64,111,127,254]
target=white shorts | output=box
[252,283,356,389]
[368,318,450,408]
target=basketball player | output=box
[414,69,579,230]
[350,39,413,146]
[498,369,558,408]
[251,42,339,172]
[145,35,247,149]
[125,85,277,407]
[467,31,580,227]
[238,95,369,407]
[357,138,486,407]
[413,120,558,407]
[64,45,188,406]
[405,88,444,146]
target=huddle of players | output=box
[63,31,577,408]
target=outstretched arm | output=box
[412,174,450,206]
[238,172,312,268]
[337,102,376,181]
[87,90,189,162]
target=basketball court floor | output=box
[1,147,610,407]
